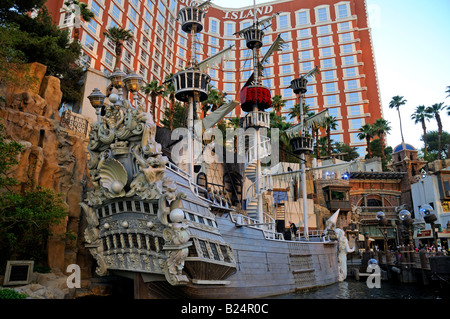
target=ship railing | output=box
[242,111,270,129]
[230,212,284,240]
[245,136,271,165]
[166,161,190,179]
[298,229,325,240]
[245,175,273,204]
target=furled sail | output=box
[233,12,281,36]
[285,109,329,139]
[198,45,234,72]
[243,35,286,87]
[202,100,239,130]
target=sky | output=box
[211,0,450,150]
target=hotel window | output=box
[278,14,289,29]
[169,0,176,12]
[146,0,153,10]
[87,19,98,34]
[305,85,314,95]
[153,62,159,73]
[349,105,362,116]
[179,47,185,58]
[343,55,356,65]
[195,42,201,52]
[111,4,121,21]
[342,44,353,54]
[326,95,338,105]
[337,3,350,19]
[129,7,137,22]
[62,11,73,25]
[104,51,114,67]
[318,36,332,46]
[280,32,290,41]
[177,59,184,69]
[157,12,164,25]
[140,50,148,63]
[297,11,309,25]
[90,2,101,17]
[225,72,233,80]
[298,28,310,38]
[210,19,219,34]
[340,32,352,42]
[321,47,332,57]
[281,64,292,74]
[346,80,358,90]
[144,10,151,24]
[301,61,313,72]
[225,22,234,36]
[323,70,335,80]
[124,51,132,65]
[210,47,217,55]
[158,1,166,14]
[263,35,271,44]
[283,88,293,98]
[155,37,162,49]
[242,70,251,79]
[210,69,217,78]
[225,83,233,92]
[300,50,311,60]
[324,82,337,93]
[316,7,329,22]
[210,36,217,45]
[344,67,357,77]
[299,39,312,49]
[225,61,234,69]
[262,67,273,77]
[347,92,360,103]
[280,53,292,63]
[282,76,292,86]
[322,58,334,68]
[285,99,294,110]
[179,36,186,46]
[143,23,150,35]
[84,34,95,52]
[338,21,351,31]
[350,118,363,130]
[130,0,138,7]
[263,79,272,88]
[139,64,146,78]
[330,134,341,143]
[317,25,331,35]
[305,97,315,108]
[327,107,339,117]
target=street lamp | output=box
[124,72,143,108]
[87,88,105,123]
[109,68,127,99]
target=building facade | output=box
[47,0,382,156]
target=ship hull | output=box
[134,212,338,299]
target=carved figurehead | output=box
[82,89,190,285]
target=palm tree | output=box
[272,95,286,116]
[289,103,301,122]
[103,27,134,69]
[323,116,338,157]
[372,118,391,162]
[65,0,94,40]
[388,95,407,143]
[411,105,432,159]
[357,124,375,158]
[203,87,225,113]
[163,73,175,130]
[141,80,165,120]
[445,86,450,98]
[312,119,324,159]
[426,102,446,160]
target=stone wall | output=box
[0,62,92,277]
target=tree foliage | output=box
[0,3,86,104]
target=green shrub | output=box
[0,288,27,299]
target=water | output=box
[272,278,450,299]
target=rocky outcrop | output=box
[1,62,93,281]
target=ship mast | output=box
[172,2,211,180]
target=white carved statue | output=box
[324,209,355,282]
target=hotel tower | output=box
[47,0,383,156]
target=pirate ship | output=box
[81,0,339,298]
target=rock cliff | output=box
[0,62,93,278]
